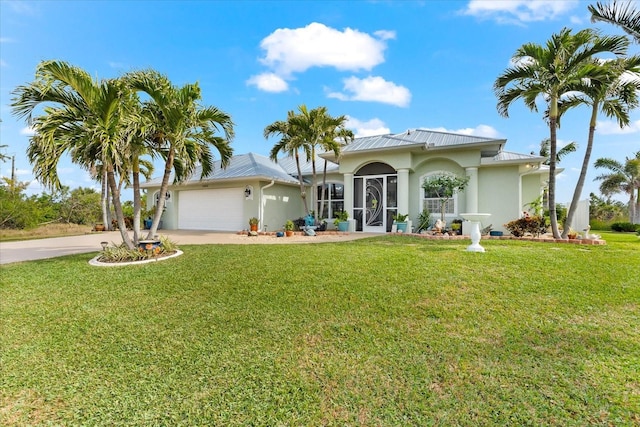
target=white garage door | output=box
[178,188,244,231]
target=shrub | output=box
[610,222,639,232]
[504,215,547,237]
[588,219,611,231]
[98,236,179,263]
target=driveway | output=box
[0,230,375,265]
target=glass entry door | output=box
[364,177,386,232]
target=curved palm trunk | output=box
[548,114,561,239]
[295,152,309,216]
[101,169,109,229]
[107,167,134,249]
[563,104,598,237]
[147,147,174,239]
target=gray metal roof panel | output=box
[140,152,299,187]
[342,129,503,153]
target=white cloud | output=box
[345,116,390,137]
[423,124,501,138]
[246,72,289,92]
[462,0,579,24]
[327,76,411,107]
[0,59,6,68]
[20,126,35,136]
[597,119,640,135]
[259,22,392,77]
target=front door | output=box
[363,177,385,232]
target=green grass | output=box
[1,234,639,425]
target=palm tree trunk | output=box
[107,167,134,249]
[562,104,598,237]
[132,156,141,244]
[101,168,109,229]
[311,147,318,221]
[320,159,328,219]
[146,147,174,239]
[294,152,309,215]
[548,114,561,239]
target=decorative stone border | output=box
[89,250,184,267]
[237,230,350,237]
[394,232,606,245]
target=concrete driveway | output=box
[0,230,375,265]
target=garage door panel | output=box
[178,188,244,231]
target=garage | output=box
[178,188,244,231]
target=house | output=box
[141,129,549,233]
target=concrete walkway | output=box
[0,230,375,265]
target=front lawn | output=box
[1,234,638,425]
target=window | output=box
[317,183,344,219]
[421,172,457,216]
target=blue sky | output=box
[1,0,639,203]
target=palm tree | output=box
[590,1,640,43]
[314,112,353,220]
[594,151,640,223]
[494,28,629,238]
[560,55,640,237]
[125,70,234,239]
[265,110,312,215]
[11,60,136,248]
[538,138,578,166]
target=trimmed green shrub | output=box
[610,222,639,232]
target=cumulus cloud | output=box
[327,76,411,107]
[596,119,640,135]
[422,124,501,138]
[258,22,393,77]
[462,0,579,24]
[20,126,35,136]
[345,116,391,137]
[246,72,289,93]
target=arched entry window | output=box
[353,162,397,232]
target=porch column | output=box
[465,167,478,213]
[397,169,409,215]
[343,173,354,216]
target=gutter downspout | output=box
[260,180,275,231]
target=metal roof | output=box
[140,152,299,188]
[276,153,340,175]
[341,128,504,153]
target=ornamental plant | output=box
[504,215,547,237]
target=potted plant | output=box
[451,219,463,235]
[567,228,579,239]
[333,211,349,232]
[249,217,259,232]
[392,213,409,233]
[284,220,295,237]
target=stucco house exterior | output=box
[141,129,550,234]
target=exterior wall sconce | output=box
[245,185,253,200]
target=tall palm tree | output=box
[560,55,640,237]
[590,1,640,43]
[494,28,629,238]
[11,60,136,248]
[287,105,355,221]
[265,110,312,215]
[125,70,234,239]
[594,151,640,223]
[315,112,353,220]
